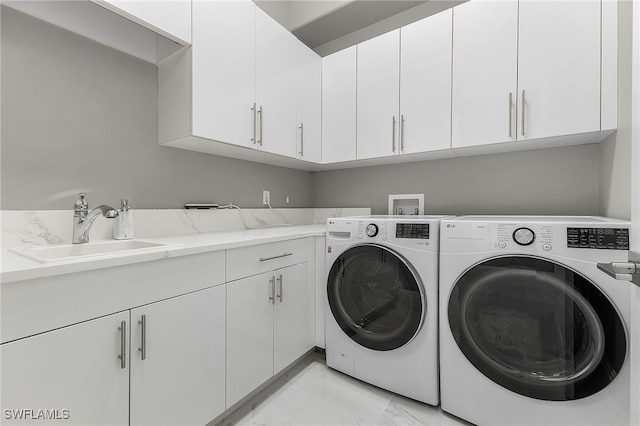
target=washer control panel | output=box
[567,227,629,250]
[495,223,554,251]
[357,221,389,241]
[353,220,433,247]
[396,223,430,239]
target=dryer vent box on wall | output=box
[388,194,424,215]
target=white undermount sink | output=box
[9,240,180,263]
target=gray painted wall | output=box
[1,6,626,220]
[600,0,633,221]
[0,7,312,210]
[312,144,602,216]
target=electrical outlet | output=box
[262,190,270,205]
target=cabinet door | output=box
[322,46,357,163]
[226,272,275,408]
[357,29,401,160]
[130,286,226,426]
[274,262,310,374]
[296,42,322,163]
[0,312,129,426]
[517,0,601,140]
[192,0,255,148]
[255,7,297,158]
[92,0,191,44]
[400,10,452,154]
[452,0,518,148]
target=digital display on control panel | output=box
[396,223,429,239]
[567,228,629,250]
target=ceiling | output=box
[254,0,465,56]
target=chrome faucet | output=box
[73,193,119,244]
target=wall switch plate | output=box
[263,190,270,205]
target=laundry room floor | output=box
[215,352,472,426]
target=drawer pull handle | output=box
[259,252,293,262]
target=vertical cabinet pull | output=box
[269,276,276,305]
[400,115,405,153]
[138,315,146,361]
[298,123,304,157]
[251,103,257,145]
[508,92,513,138]
[118,320,126,369]
[391,116,397,153]
[257,106,263,146]
[520,90,526,136]
[276,274,283,302]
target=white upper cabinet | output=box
[322,46,358,164]
[517,0,601,140]
[452,0,605,150]
[255,7,298,158]
[400,9,452,154]
[452,0,518,149]
[4,0,187,64]
[92,0,192,44]
[330,11,453,163]
[190,0,256,149]
[159,0,322,165]
[295,41,323,163]
[357,30,401,160]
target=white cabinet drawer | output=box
[226,239,309,282]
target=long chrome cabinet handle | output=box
[259,252,293,262]
[508,92,513,138]
[400,115,405,153]
[251,103,256,145]
[299,123,304,157]
[521,90,525,136]
[269,276,276,305]
[118,320,126,369]
[258,106,263,146]
[276,274,283,302]
[391,116,396,153]
[138,315,146,361]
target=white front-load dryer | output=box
[440,216,632,426]
[325,215,449,405]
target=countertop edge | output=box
[1,225,327,284]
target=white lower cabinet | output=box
[1,312,130,426]
[226,262,309,408]
[0,286,226,426]
[130,286,226,426]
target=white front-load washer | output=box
[325,215,449,405]
[440,216,632,426]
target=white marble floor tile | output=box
[216,353,471,426]
[282,358,393,424]
[231,382,371,426]
[376,395,471,426]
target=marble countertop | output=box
[1,224,326,284]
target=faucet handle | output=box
[74,192,88,213]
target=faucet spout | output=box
[72,193,119,244]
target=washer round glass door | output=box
[448,256,626,401]
[327,244,425,351]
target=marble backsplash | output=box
[0,208,371,249]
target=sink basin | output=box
[9,240,180,263]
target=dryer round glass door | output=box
[327,244,425,351]
[448,256,627,401]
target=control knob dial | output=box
[513,227,535,246]
[365,224,379,237]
